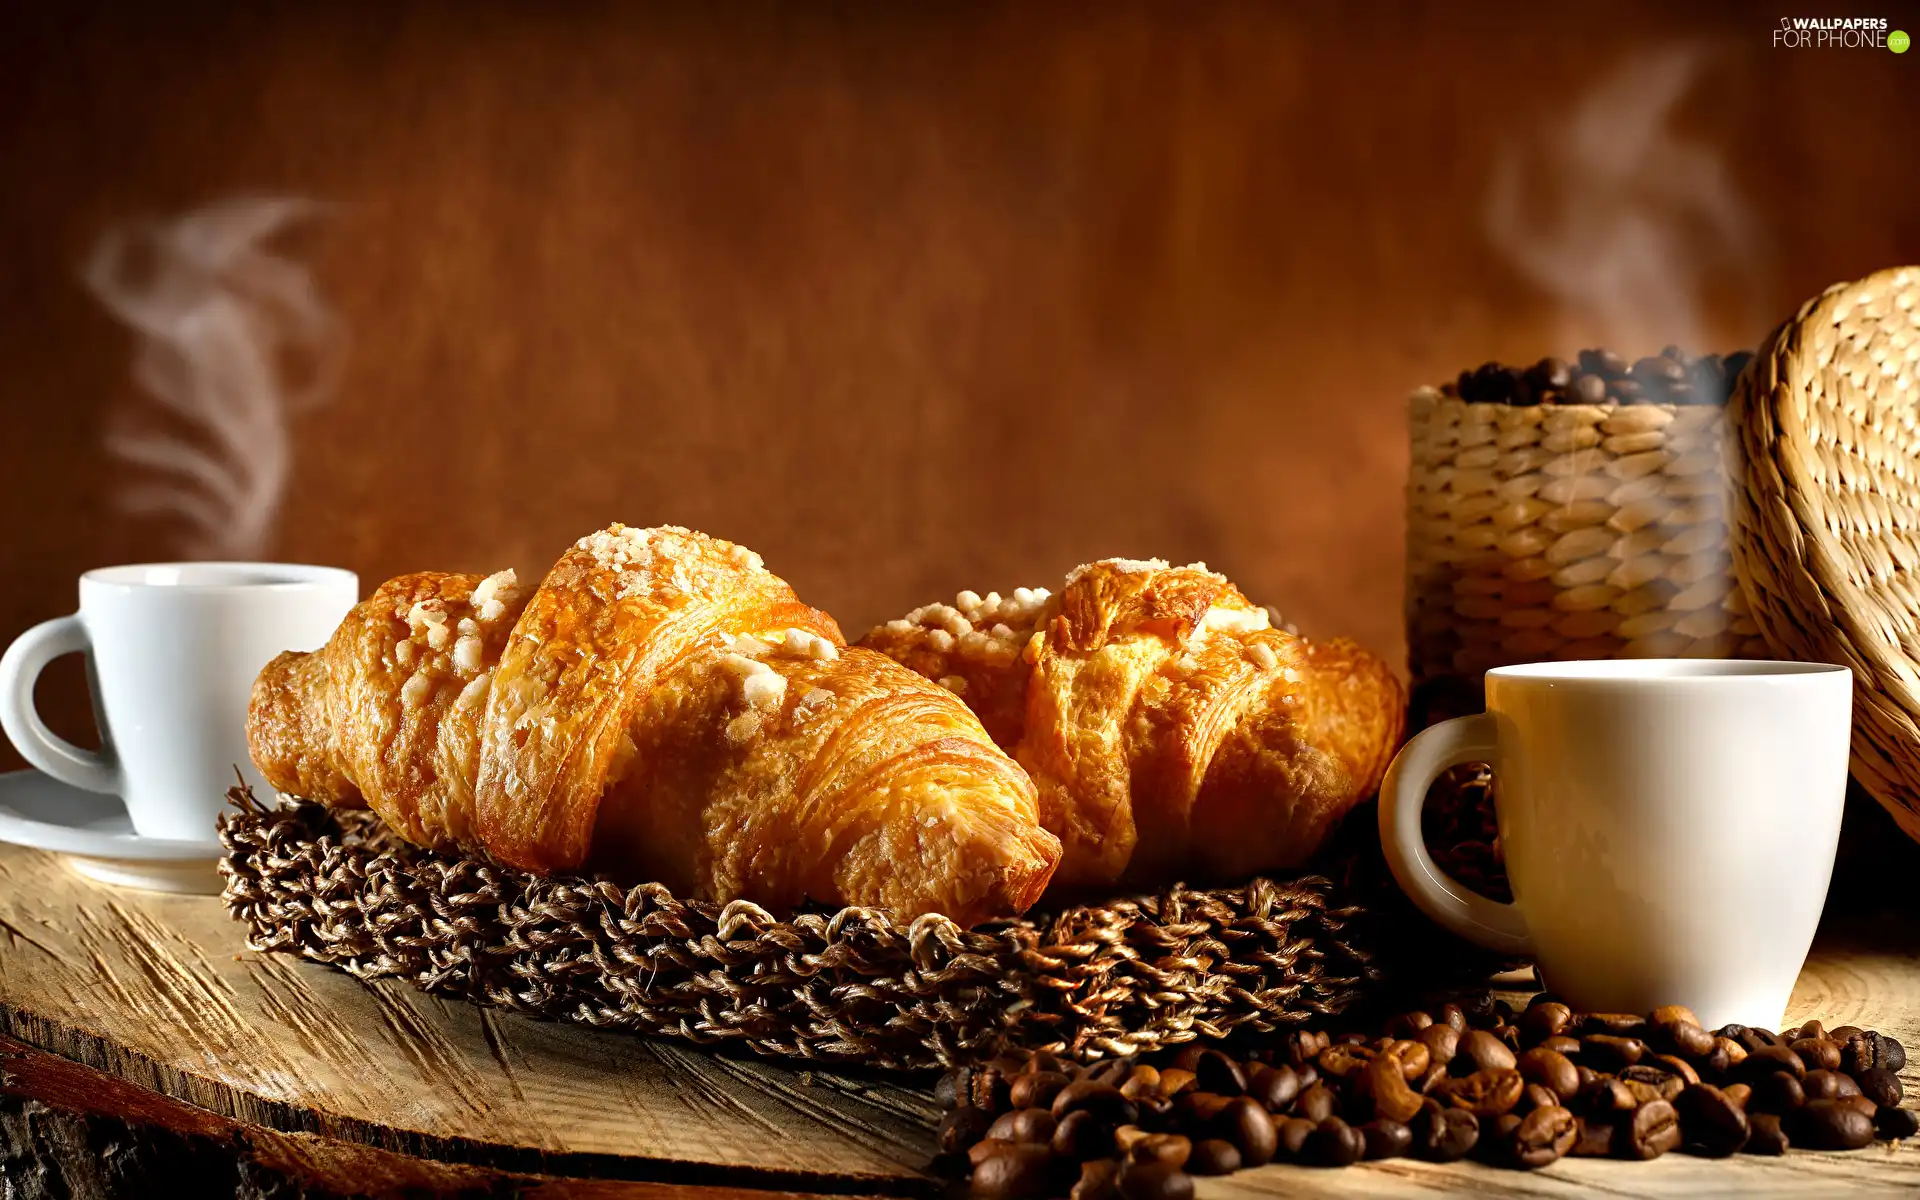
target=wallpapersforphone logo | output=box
[1773,16,1905,49]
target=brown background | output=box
[3,1,1918,772]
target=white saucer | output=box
[0,769,225,894]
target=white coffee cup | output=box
[1379,659,1852,1031]
[0,563,357,843]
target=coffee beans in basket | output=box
[935,1000,1913,1193]
[1442,346,1753,408]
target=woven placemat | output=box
[221,790,1444,1071]
[1730,265,1920,846]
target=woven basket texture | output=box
[1407,390,1770,707]
[220,794,1418,1071]
[1729,265,1920,846]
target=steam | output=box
[1485,44,1764,354]
[83,197,341,560]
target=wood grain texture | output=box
[1,834,1919,1195]
[0,1034,885,1199]
[0,841,941,1194]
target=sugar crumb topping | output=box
[1064,557,1170,587]
[1201,605,1271,635]
[472,569,522,622]
[1245,641,1280,671]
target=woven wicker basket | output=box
[219,793,1415,1071]
[1730,265,1920,846]
[1408,389,1771,710]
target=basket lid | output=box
[1729,265,1920,843]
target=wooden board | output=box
[0,837,1915,1196]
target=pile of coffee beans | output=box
[1441,348,1753,408]
[934,997,1913,1197]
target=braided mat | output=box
[218,793,1392,1071]
[1730,265,1920,846]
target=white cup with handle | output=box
[1379,659,1852,1032]
[0,563,356,883]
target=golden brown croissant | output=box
[859,559,1404,893]
[249,524,1061,925]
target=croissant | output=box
[248,524,1061,925]
[858,559,1404,893]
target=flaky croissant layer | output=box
[249,524,1060,925]
[859,558,1404,894]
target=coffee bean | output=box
[1437,1003,1468,1033]
[1247,1063,1299,1113]
[1357,1056,1425,1123]
[1734,1026,1784,1053]
[1828,1024,1864,1045]
[1436,1068,1524,1116]
[1411,1100,1479,1161]
[1575,1065,1600,1092]
[1516,1047,1579,1100]
[1417,1023,1460,1072]
[1517,1001,1573,1044]
[1052,1110,1116,1161]
[1582,1035,1647,1071]
[950,1063,1014,1115]
[969,1142,1058,1198]
[1857,1066,1903,1108]
[1155,1068,1195,1099]
[1877,1105,1920,1141]
[1743,1045,1805,1082]
[1316,1042,1374,1081]
[1126,1134,1190,1170]
[1722,1083,1751,1109]
[1189,1050,1245,1097]
[1802,1069,1854,1102]
[1361,1117,1412,1160]
[1665,1021,1716,1059]
[1053,1081,1138,1127]
[1620,1098,1682,1160]
[1540,1034,1582,1057]
[939,1106,995,1153]
[1211,1096,1278,1166]
[1293,1063,1319,1091]
[1582,1077,1637,1118]
[1509,1104,1578,1168]
[1841,1093,1881,1120]
[1069,1159,1119,1200]
[1796,1098,1875,1150]
[1085,1059,1134,1088]
[1169,1091,1230,1128]
[1117,1067,1162,1103]
[1521,1083,1560,1112]
[1582,1015,1651,1041]
[1842,1030,1907,1075]
[1675,1084,1749,1157]
[969,1138,1017,1168]
[1386,1010,1434,1038]
[1295,1084,1335,1124]
[1459,1030,1517,1074]
[1305,1117,1366,1167]
[1749,1071,1805,1115]
[1706,1036,1745,1076]
[1113,1160,1193,1200]
[1792,1037,1842,1073]
[1571,1117,1615,1157]
[1186,1139,1239,1175]
[1651,1054,1700,1085]
[1651,1004,1700,1029]
[1620,1073,1685,1106]
[1570,373,1608,404]
[1477,1113,1524,1163]
[1743,1111,1789,1155]
[1391,1039,1432,1080]
[1282,1030,1328,1067]
[986,1108,1057,1146]
[1010,1071,1072,1112]
[1276,1116,1316,1160]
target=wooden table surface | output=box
[0,839,1916,1197]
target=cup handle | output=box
[1378,712,1532,956]
[0,615,120,794]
